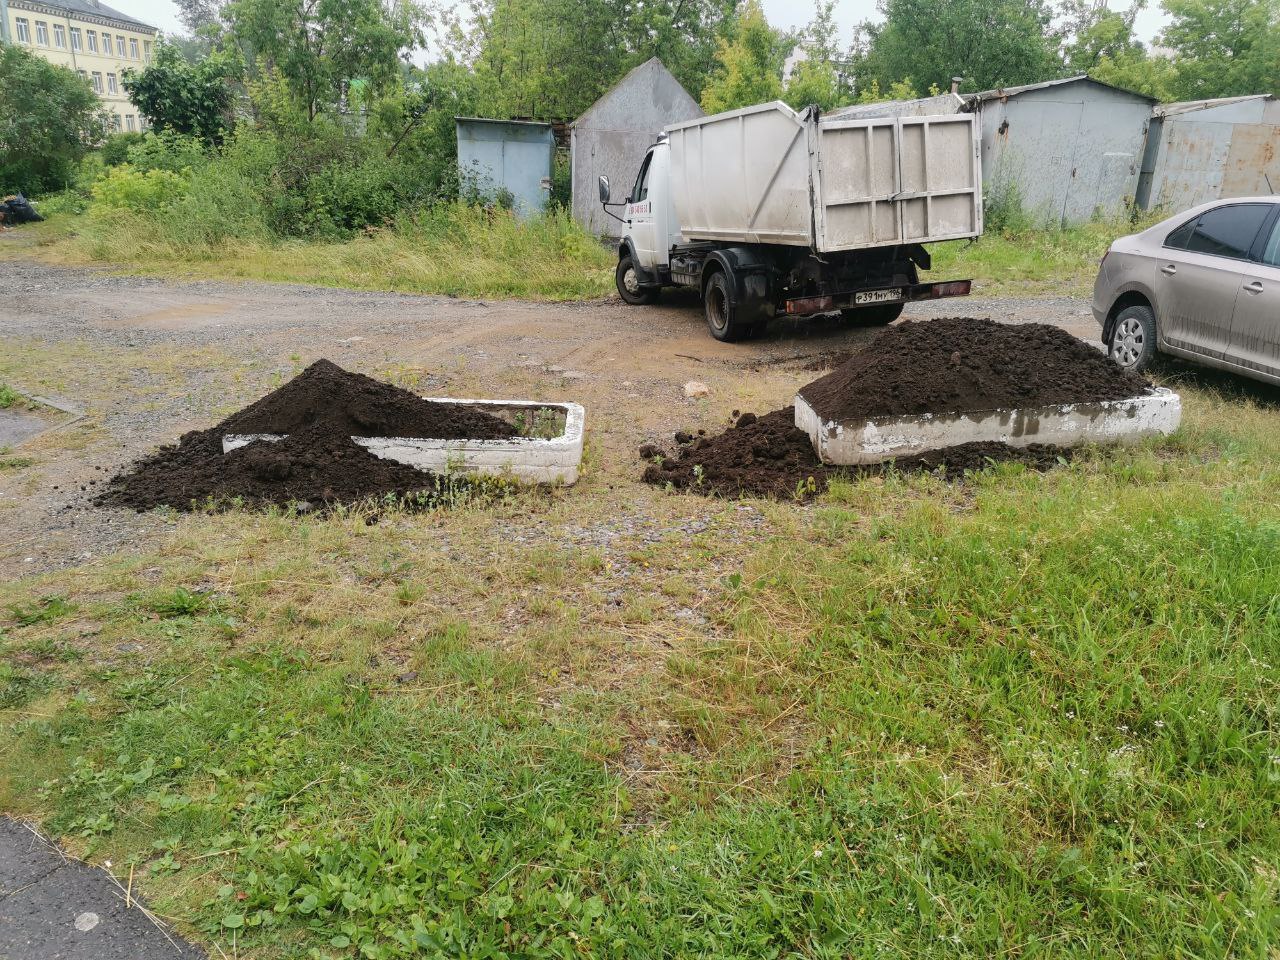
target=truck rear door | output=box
[813,114,982,252]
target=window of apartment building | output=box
[77,69,88,82]
[101,32,111,54]
[15,18,30,42]
[107,73,118,94]
[87,30,98,51]
[35,21,49,44]
[144,40,152,62]
[70,27,82,50]
[126,116,136,132]
[90,71,103,93]
[53,23,66,47]
[116,35,125,55]
[129,38,139,58]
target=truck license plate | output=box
[855,288,903,305]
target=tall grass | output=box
[71,203,614,301]
[932,211,1167,297]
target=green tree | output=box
[226,0,420,121]
[783,1,853,110]
[123,42,234,141]
[1090,50,1179,100]
[0,45,106,194]
[856,0,1059,93]
[1160,0,1280,98]
[1058,0,1147,72]
[454,0,734,121]
[701,0,787,113]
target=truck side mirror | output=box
[598,175,611,204]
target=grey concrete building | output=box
[571,58,703,237]
[965,76,1157,225]
[1137,95,1280,212]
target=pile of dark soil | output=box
[640,409,1070,499]
[800,317,1150,420]
[97,360,517,512]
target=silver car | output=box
[1093,197,1280,383]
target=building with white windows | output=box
[2,0,157,132]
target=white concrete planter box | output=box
[794,387,1181,465]
[224,398,585,485]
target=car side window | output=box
[1164,217,1198,250]
[1261,215,1280,267]
[1182,204,1271,260]
[633,155,652,203]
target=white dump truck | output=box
[599,100,983,341]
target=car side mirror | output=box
[598,175,611,204]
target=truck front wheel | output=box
[704,270,756,342]
[616,255,659,306]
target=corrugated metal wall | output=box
[1138,98,1280,211]
[976,82,1153,225]
[570,58,703,237]
[455,118,555,218]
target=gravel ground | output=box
[0,256,1102,577]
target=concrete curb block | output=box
[794,387,1182,465]
[224,398,586,485]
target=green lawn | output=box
[3,376,1278,958]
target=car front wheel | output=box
[1108,304,1157,372]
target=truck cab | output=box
[607,138,682,303]
[600,101,980,342]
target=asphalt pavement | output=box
[0,818,202,960]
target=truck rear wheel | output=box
[616,255,659,306]
[841,303,904,326]
[704,270,757,342]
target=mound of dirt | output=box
[221,359,515,439]
[97,360,517,512]
[799,317,1150,421]
[640,409,1070,499]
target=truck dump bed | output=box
[665,101,982,253]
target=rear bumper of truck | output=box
[783,279,972,317]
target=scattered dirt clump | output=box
[799,317,1151,420]
[641,409,1072,499]
[97,360,517,512]
[642,409,831,499]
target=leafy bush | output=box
[0,45,105,194]
[124,131,208,174]
[89,166,189,214]
[100,132,147,167]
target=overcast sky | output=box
[118,0,1170,54]
[760,0,1169,45]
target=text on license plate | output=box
[855,288,903,305]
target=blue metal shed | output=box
[455,117,555,218]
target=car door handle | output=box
[1160,264,1177,275]
[1244,281,1264,294]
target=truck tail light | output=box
[784,295,834,315]
[928,280,971,298]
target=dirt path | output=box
[0,259,1100,576]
